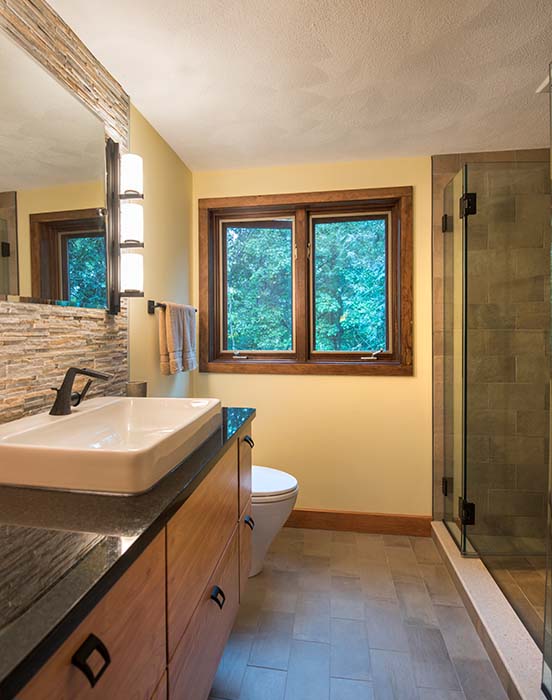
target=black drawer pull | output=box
[245,515,255,530]
[244,435,254,448]
[71,633,111,688]
[210,585,226,610]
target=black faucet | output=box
[49,367,111,416]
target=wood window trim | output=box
[199,186,413,376]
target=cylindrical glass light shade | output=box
[120,200,144,245]
[120,248,144,293]
[120,153,143,195]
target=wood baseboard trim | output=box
[285,508,432,537]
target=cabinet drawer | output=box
[19,532,166,700]
[238,430,253,517]
[169,530,239,700]
[167,444,238,657]
[239,499,253,600]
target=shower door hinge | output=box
[441,214,451,233]
[441,476,452,497]
[458,497,475,526]
[1,241,10,257]
[459,192,477,218]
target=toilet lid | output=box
[252,465,298,498]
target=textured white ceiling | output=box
[49,0,552,170]
[0,32,105,191]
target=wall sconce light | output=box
[106,139,145,314]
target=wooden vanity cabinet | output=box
[238,431,253,517]
[18,531,166,700]
[169,532,239,700]
[239,498,253,600]
[18,422,253,700]
[151,672,167,700]
[167,442,239,658]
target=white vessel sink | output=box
[0,397,221,495]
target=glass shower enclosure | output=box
[541,59,552,700]
[442,160,551,649]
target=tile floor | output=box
[210,528,508,700]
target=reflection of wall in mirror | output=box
[17,180,105,297]
[0,192,17,295]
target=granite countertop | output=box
[0,406,255,700]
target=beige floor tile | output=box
[406,626,460,691]
[284,640,330,700]
[293,592,331,644]
[331,592,365,621]
[410,537,442,564]
[417,690,465,700]
[239,666,287,700]
[365,598,409,652]
[359,560,397,601]
[302,529,332,557]
[355,533,387,561]
[395,580,439,627]
[386,547,423,583]
[434,605,489,662]
[330,617,372,681]
[453,659,508,700]
[213,528,508,700]
[211,629,255,700]
[331,542,361,577]
[249,611,294,671]
[371,649,419,700]
[330,677,375,700]
[418,564,463,607]
[383,535,412,548]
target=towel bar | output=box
[147,300,197,314]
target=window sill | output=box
[199,359,413,376]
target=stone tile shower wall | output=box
[0,302,127,424]
[466,162,550,541]
[433,150,550,537]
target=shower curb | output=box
[432,521,544,700]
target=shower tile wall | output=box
[432,149,550,525]
[466,162,551,547]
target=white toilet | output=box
[250,465,298,577]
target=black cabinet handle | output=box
[71,633,111,688]
[210,585,226,610]
[244,435,254,448]
[245,515,255,530]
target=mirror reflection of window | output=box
[63,233,107,308]
[30,209,107,308]
[0,217,8,295]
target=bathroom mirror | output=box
[0,30,108,309]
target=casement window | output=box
[199,187,413,375]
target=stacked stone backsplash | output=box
[0,301,127,424]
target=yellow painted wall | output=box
[128,106,194,398]
[16,180,104,296]
[192,157,433,516]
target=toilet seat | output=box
[252,465,298,503]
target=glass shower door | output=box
[541,59,552,700]
[442,168,469,552]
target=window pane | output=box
[313,216,387,352]
[66,235,107,308]
[224,221,293,351]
